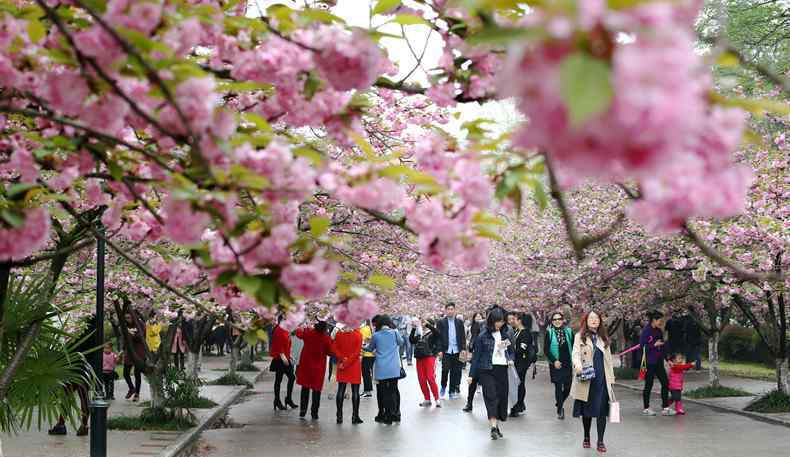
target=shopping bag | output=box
[507,364,519,410]
[638,349,647,380]
[610,401,621,423]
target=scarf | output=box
[555,325,567,347]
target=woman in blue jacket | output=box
[468,307,513,440]
[364,314,403,425]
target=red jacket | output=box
[668,362,694,390]
[295,328,333,391]
[332,330,362,385]
[270,325,291,362]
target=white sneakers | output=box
[642,408,657,416]
[662,408,677,416]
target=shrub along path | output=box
[0,355,262,457]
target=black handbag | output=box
[394,332,407,379]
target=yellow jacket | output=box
[146,323,162,352]
[360,325,374,357]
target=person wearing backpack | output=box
[510,312,535,417]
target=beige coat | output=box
[570,333,616,403]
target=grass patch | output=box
[236,362,260,372]
[108,408,195,431]
[208,373,253,387]
[685,385,753,399]
[745,390,790,413]
[167,396,218,409]
[614,366,640,380]
[708,360,776,381]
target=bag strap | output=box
[393,331,404,370]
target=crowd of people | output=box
[267,303,704,453]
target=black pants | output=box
[376,378,400,420]
[467,378,478,406]
[362,357,375,392]
[478,365,508,421]
[554,380,571,410]
[173,349,185,370]
[514,363,528,411]
[299,387,321,418]
[583,415,607,443]
[102,371,115,399]
[273,366,295,403]
[336,383,361,420]
[441,353,462,393]
[643,362,670,409]
[123,364,141,395]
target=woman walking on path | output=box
[270,316,297,411]
[332,324,364,424]
[640,311,673,416]
[468,307,513,440]
[122,311,146,402]
[365,315,403,425]
[545,311,574,419]
[410,317,442,407]
[510,313,534,417]
[463,312,485,412]
[295,321,334,420]
[571,310,616,453]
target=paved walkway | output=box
[0,354,257,457]
[194,362,790,457]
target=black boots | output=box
[273,398,286,411]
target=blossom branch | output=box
[683,222,784,283]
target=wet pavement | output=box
[196,362,790,457]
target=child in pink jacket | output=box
[668,354,695,415]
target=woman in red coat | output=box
[332,325,363,424]
[295,321,333,420]
[270,317,298,411]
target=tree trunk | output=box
[186,349,201,379]
[146,363,167,410]
[777,357,789,395]
[708,330,721,388]
[229,342,240,376]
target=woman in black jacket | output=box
[468,308,513,440]
[463,312,485,412]
[510,313,534,417]
[410,317,442,407]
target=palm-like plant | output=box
[0,273,95,433]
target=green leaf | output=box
[240,112,272,133]
[6,183,38,199]
[559,52,613,127]
[255,277,278,305]
[218,81,274,93]
[300,8,346,24]
[390,14,430,26]
[243,330,260,347]
[466,26,543,45]
[1,210,24,228]
[372,0,401,15]
[27,19,46,43]
[234,275,263,297]
[527,178,547,210]
[474,226,503,241]
[309,216,331,238]
[107,160,124,180]
[293,146,324,166]
[472,212,505,226]
[216,270,236,286]
[368,273,396,291]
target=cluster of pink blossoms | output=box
[333,294,378,328]
[499,1,751,232]
[0,207,50,261]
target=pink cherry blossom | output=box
[314,27,387,92]
[280,256,339,300]
[0,207,50,261]
[162,196,210,245]
[333,294,378,327]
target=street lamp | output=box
[90,226,108,457]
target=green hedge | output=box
[718,326,773,365]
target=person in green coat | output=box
[544,311,574,419]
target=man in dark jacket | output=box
[684,314,703,370]
[437,302,466,399]
[510,312,534,417]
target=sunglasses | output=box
[552,318,563,322]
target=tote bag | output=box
[638,349,647,380]
[507,364,520,409]
[609,390,621,424]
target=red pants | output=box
[416,356,439,401]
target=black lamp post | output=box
[90,227,108,457]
